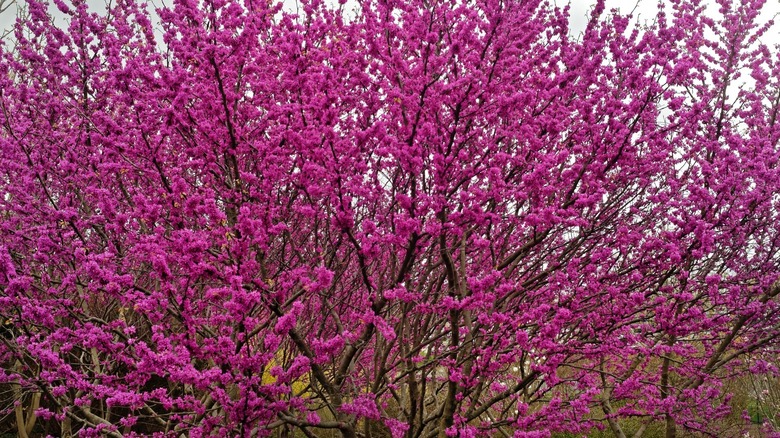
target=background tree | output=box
[1,0,779,437]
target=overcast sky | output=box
[0,1,778,56]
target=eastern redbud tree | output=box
[1,0,779,436]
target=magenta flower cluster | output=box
[1,0,779,436]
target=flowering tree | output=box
[1,0,780,436]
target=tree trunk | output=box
[664,415,676,438]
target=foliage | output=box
[1,0,780,436]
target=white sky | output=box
[0,1,778,57]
